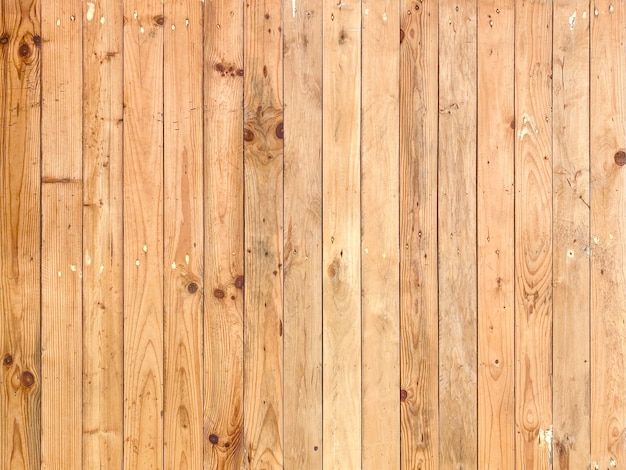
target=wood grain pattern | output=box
[399,1,439,468]
[0,1,41,468]
[243,1,284,468]
[514,1,553,469]
[477,1,515,468]
[322,0,362,468]
[122,1,164,467]
[81,0,124,467]
[361,1,400,468]
[40,1,83,466]
[283,1,323,468]
[553,1,591,469]
[590,1,626,468]
[163,0,204,468]
[437,1,478,467]
[203,1,245,468]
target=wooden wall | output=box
[1,0,625,469]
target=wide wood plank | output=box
[283,1,323,468]
[514,1,553,468]
[81,0,124,467]
[163,1,204,468]
[437,1,478,467]
[361,1,400,468]
[553,1,591,469]
[590,1,626,468]
[122,1,164,467]
[399,1,439,468]
[477,1,515,468]
[322,0,362,467]
[0,1,41,468]
[242,0,284,467]
[40,1,83,467]
[203,1,245,468]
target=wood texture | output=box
[322,0,362,467]
[40,1,83,467]
[82,0,124,468]
[590,1,626,468]
[553,1,591,469]
[0,1,41,468]
[477,1,515,468]
[399,1,439,468]
[122,1,164,468]
[203,1,245,468]
[283,1,323,468]
[514,1,554,469]
[438,1,478,467]
[243,1,284,468]
[361,1,399,468]
[163,0,204,468]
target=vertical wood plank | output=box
[163,1,203,468]
[122,0,164,467]
[553,1,591,469]
[40,1,83,467]
[243,1,283,467]
[0,1,41,467]
[514,1,553,469]
[81,0,124,467]
[203,1,245,468]
[322,0,361,467]
[399,1,439,468]
[477,1,515,468]
[361,0,400,468]
[283,1,323,468]
[590,1,626,468]
[438,0,478,467]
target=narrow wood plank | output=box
[553,1,591,469]
[163,1,204,468]
[437,1,478,467]
[477,1,515,468]
[514,1,553,468]
[40,2,83,467]
[0,1,41,468]
[283,1,323,468]
[322,1,361,468]
[242,1,283,468]
[399,1,439,468]
[122,1,164,467]
[590,1,626,468]
[203,2,244,468]
[361,1,400,468]
[81,0,124,467]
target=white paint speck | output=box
[133,10,138,19]
[86,2,95,21]
[185,19,190,26]
[582,11,587,18]
[382,253,387,259]
[292,0,296,17]
[56,18,61,26]
[594,7,599,16]
[135,259,140,267]
[143,244,148,253]
[140,26,145,33]
[489,20,494,27]
[100,16,105,24]
[100,264,105,274]
[86,255,92,266]
[58,271,62,277]
[365,8,369,15]
[70,265,77,272]
[171,262,177,269]
[71,15,76,21]
[594,236,600,244]
[609,4,614,13]
[185,254,190,265]
[569,10,576,29]
[364,248,369,254]
[171,24,175,30]
[382,12,388,21]
[609,233,614,240]
[567,250,574,258]
[610,457,617,467]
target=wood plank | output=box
[122,1,164,467]
[322,1,362,468]
[0,1,41,468]
[163,1,204,468]
[361,1,399,468]
[477,1,515,468]
[242,0,283,467]
[81,0,124,467]
[40,1,83,467]
[399,1,439,468]
[283,1,323,468]
[514,1,553,468]
[590,1,626,468]
[552,1,591,469]
[203,2,245,468]
[437,1,478,467]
